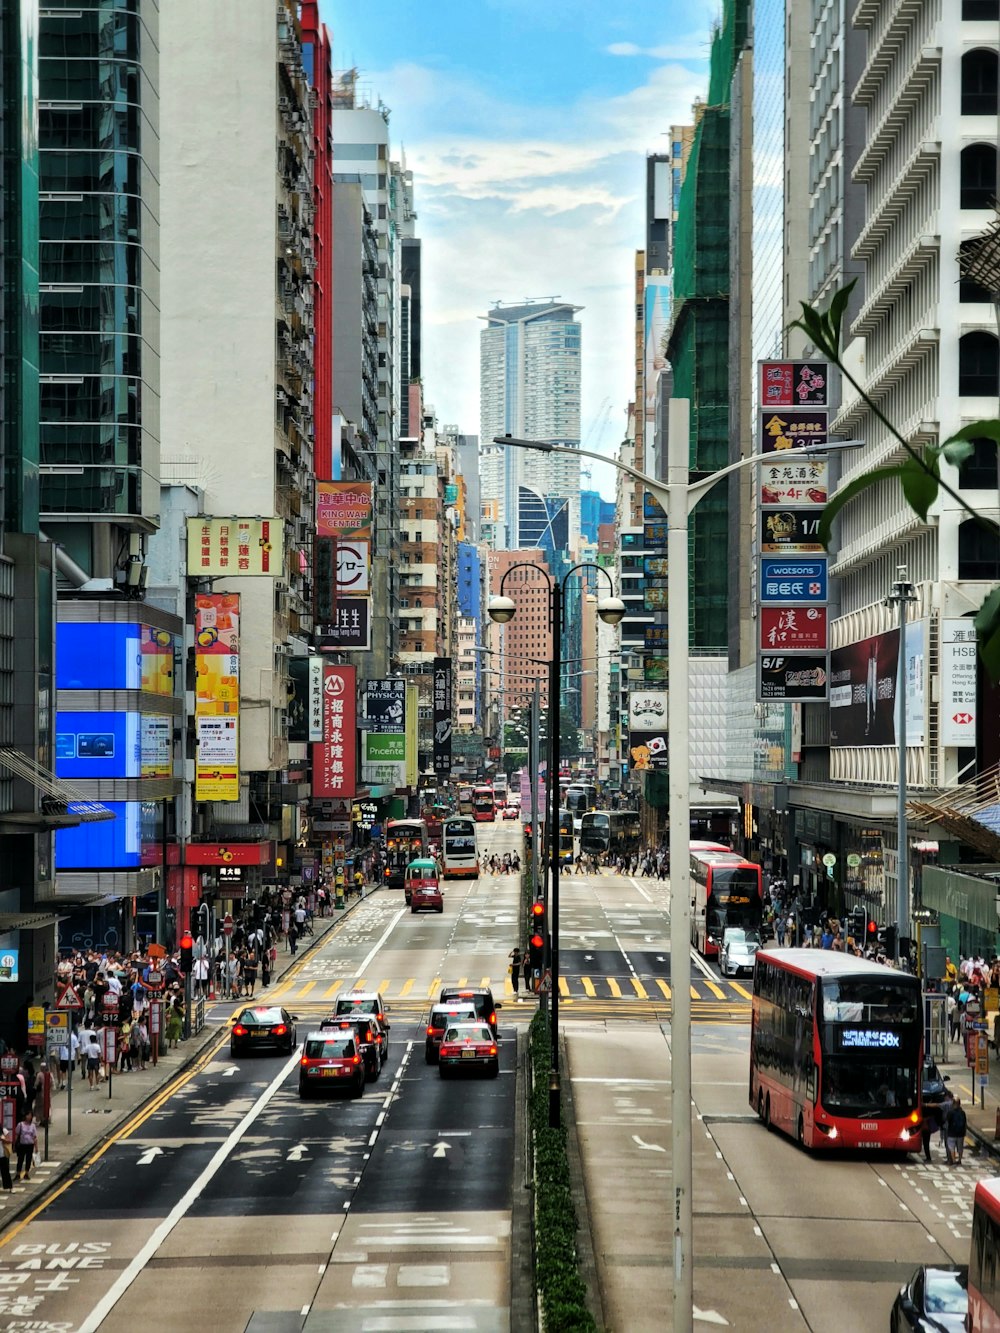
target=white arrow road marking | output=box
[137,1147,164,1166]
[432,1141,451,1159]
[287,1144,308,1161]
[223,1066,238,1077]
[631,1135,666,1152]
[693,1306,729,1325]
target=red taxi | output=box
[298,1031,366,1098]
[424,1001,477,1063]
[438,1022,500,1079]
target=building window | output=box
[959,518,1000,579]
[960,143,997,208]
[964,0,999,17]
[958,436,998,489]
[959,331,1000,395]
[959,241,994,301]
[962,49,999,115]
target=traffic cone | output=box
[208,974,215,1000]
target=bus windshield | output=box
[709,867,760,904]
[820,978,919,1025]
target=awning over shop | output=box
[0,912,63,931]
[908,762,1000,861]
[0,746,114,826]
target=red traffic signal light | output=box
[179,932,194,974]
[531,900,544,919]
[180,932,193,948]
[867,920,877,935]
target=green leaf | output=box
[825,279,858,349]
[949,419,1000,444]
[975,585,1000,638]
[818,464,905,548]
[940,437,975,467]
[899,454,939,520]
[789,303,830,356]
[979,622,1000,682]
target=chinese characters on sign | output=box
[760,509,824,554]
[759,361,828,407]
[759,607,828,652]
[759,655,829,702]
[312,664,357,800]
[940,619,977,746]
[760,558,828,604]
[186,518,283,577]
[316,598,371,652]
[759,410,829,455]
[432,657,453,777]
[759,458,828,507]
[194,594,240,801]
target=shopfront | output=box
[921,862,1000,962]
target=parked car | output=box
[921,1061,950,1107]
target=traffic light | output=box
[882,924,897,958]
[179,932,194,975]
[528,900,546,971]
[849,907,866,942]
[867,919,878,941]
[189,907,200,938]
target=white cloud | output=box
[607,39,713,61]
[368,56,711,490]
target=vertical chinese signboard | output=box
[315,483,373,652]
[757,361,830,703]
[433,657,453,777]
[312,664,357,800]
[194,594,240,801]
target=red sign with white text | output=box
[312,664,356,799]
[759,607,828,652]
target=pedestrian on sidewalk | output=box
[0,1123,12,1192]
[921,1103,941,1162]
[946,1097,967,1166]
[509,946,522,997]
[522,951,532,995]
[13,1111,37,1181]
[288,921,298,955]
[84,1031,102,1089]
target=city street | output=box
[2,823,994,1332]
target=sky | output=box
[321,0,719,499]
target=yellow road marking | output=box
[504,976,515,996]
[297,981,315,998]
[398,978,414,999]
[480,976,491,987]
[322,980,343,999]
[690,986,699,1000]
[731,982,753,1000]
[703,980,725,999]
[581,977,596,997]
[558,976,570,997]
[267,980,295,999]
[656,980,672,1000]
[457,976,468,986]
[607,978,622,998]
[427,976,441,998]
[377,979,391,996]
[630,978,648,999]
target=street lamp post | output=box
[488,562,625,1128]
[494,420,862,1330]
[885,566,917,962]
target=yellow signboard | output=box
[194,594,240,801]
[187,517,284,577]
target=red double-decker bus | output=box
[970,1179,1000,1330]
[472,785,495,822]
[690,849,763,957]
[750,949,923,1151]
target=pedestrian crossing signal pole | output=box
[179,933,193,1041]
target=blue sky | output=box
[321,0,718,496]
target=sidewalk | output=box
[938,1033,1000,1165]
[0,902,361,1237]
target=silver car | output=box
[720,927,761,977]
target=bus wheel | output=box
[764,1096,772,1131]
[757,1091,764,1123]
[797,1116,805,1148]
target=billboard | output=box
[315,481,373,538]
[760,509,824,554]
[759,607,828,653]
[312,663,357,799]
[316,598,371,652]
[760,558,828,604]
[759,654,829,702]
[643,555,669,577]
[643,585,669,612]
[940,618,978,747]
[187,518,283,577]
[194,594,240,801]
[829,631,898,746]
[759,361,828,407]
[759,457,828,507]
[643,520,668,548]
[759,409,829,454]
[55,712,140,778]
[628,690,668,732]
[363,679,406,732]
[629,732,667,770]
[433,657,453,777]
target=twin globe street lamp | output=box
[493,415,862,1332]
[487,561,625,1128]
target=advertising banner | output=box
[759,361,828,408]
[315,481,373,538]
[363,679,406,732]
[643,657,668,683]
[941,618,979,746]
[760,509,824,554]
[187,518,282,577]
[629,732,667,770]
[643,555,669,577]
[760,558,828,604]
[829,630,898,746]
[759,457,828,507]
[311,663,356,799]
[759,409,829,454]
[643,585,669,612]
[760,607,828,652]
[406,683,419,788]
[643,491,666,522]
[194,594,240,801]
[316,598,371,652]
[644,626,669,650]
[643,520,668,548]
[433,657,453,777]
[759,654,829,702]
[628,690,669,732]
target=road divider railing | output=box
[528,1010,597,1332]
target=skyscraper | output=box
[479,300,582,550]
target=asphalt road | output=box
[0,822,525,1333]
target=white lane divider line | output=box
[77,1046,302,1333]
[351,907,407,980]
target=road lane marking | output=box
[298,981,316,997]
[689,986,699,1000]
[607,978,622,998]
[703,980,725,999]
[656,980,672,1000]
[322,980,343,999]
[77,1046,301,1333]
[558,976,570,997]
[480,976,491,987]
[268,979,296,999]
[399,978,414,998]
[427,975,442,998]
[377,978,391,996]
[581,977,596,997]
[630,978,648,999]
[731,982,752,1000]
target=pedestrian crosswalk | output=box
[259,972,753,1008]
